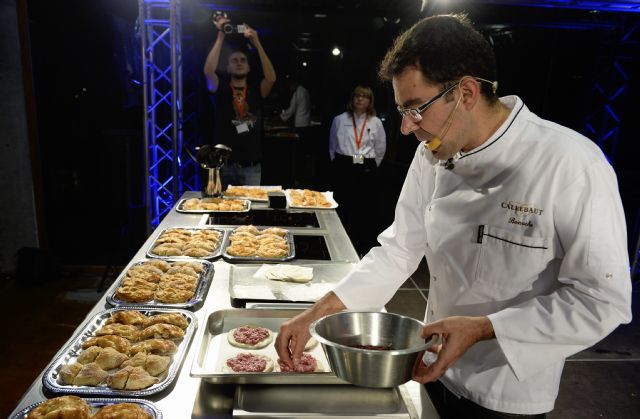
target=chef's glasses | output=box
[397,77,498,123]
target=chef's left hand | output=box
[412,316,495,383]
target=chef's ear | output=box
[459,77,481,110]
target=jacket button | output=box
[433,276,437,282]
[606,273,613,279]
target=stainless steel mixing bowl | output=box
[309,311,438,388]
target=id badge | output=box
[352,154,365,164]
[235,122,249,134]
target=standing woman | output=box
[329,85,386,254]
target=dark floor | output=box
[2,263,639,418]
[385,258,640,418]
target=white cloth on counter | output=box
[332,96,632,414]
[254,264,314,283]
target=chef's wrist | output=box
[477,316,496,341]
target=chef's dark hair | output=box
[379,14,498,104]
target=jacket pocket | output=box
[474,224,550,296]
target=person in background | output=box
[280,77,311,129]
[329,85,386,254]
[277,14,631,418]
[203,14,276,186]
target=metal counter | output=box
[10,191,438,418]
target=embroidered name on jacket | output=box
[501,201,544,228]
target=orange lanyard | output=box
[230,83,247,118]
[351,113,367,150]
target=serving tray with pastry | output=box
[147,227,226,260]
[223,185,282,202]
[106,259,214,310]
[221,225,295,263]
[284,189,339,209]
[42,307,196,397]
[12,396,162,419]
[176,196,251,214]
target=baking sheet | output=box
[190,308,348,384]
[11,398,162,419]
[229,263,354,303]
[284,189,339,209]
[42,307,196,397]
[146,227,227,260]
[223,185,283,202]
[176,197,251,214]
[106,259,214,310]
[222,229,295,263]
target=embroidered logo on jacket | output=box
[501,201,544,227]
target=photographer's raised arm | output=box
[203,18,228,93]
[244,24,276,98]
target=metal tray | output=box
[42,307,197,397]
[106,259,215,310]
[223,185,282,202]
[146,227,227,260]
[12,398,162,419]
[190,308,347,385]
[221,229,295,263]
[176,197,251,214]
[229,262,354,304]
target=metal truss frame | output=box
[139,0,199,232]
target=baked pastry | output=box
[142,259,171,272]
[143,313,189,330]
[130,338,177,356]
[108,366,159,390]
[115,286,155,303]
[172,261,204,273]
[126,269,162,283]
[165,265,199,277]
[58,362,82,385]
[155,287,193,303]
[158,278,197,292]
[26,395,91,419]
[152,244,182,256]
[73,362,109,386]
[76,345,102,364]
[120,277,158,290]
[121,352,171,376]
[92,402,152,419]
[182,247,211,258]
[94,346,129,370]
[234,225,260,235]
[106,310,147,326]
[95,324,140,341]
[82,335,131,354]
[261,227,288,237]
[139,323,185,341]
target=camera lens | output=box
[223,23,233,34]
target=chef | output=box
[276,14,632,418]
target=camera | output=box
[212,11,245,35]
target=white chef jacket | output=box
[329,111,386,166]
[280,85,311,128]
[332,96,632,414]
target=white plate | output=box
[284,189,338,209]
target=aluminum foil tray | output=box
[146,227,227,261]
[222,229,295,263]
[42,307,197,397]
[190,308,346,385]
[176,197,251,214]
[106,259,215,310]
[12,398,162,419]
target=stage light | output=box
[302,61,308,67]
[332,47,341,56]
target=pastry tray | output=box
[146,227,227,260]
[229,263,354,305]
[176,197,251,214]
[106,259,215,310]
[42,307,197,397]
[221,230,296,263]
[11,398,162,419]
[223,185,283,202]
[284,189,339,209]
[190,308,347,385]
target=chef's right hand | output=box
[213,16,229,32]
[276,313,312,368]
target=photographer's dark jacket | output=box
[211,81,263,164]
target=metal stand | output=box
[138,0,198,233]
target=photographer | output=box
[203,13,276,186]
